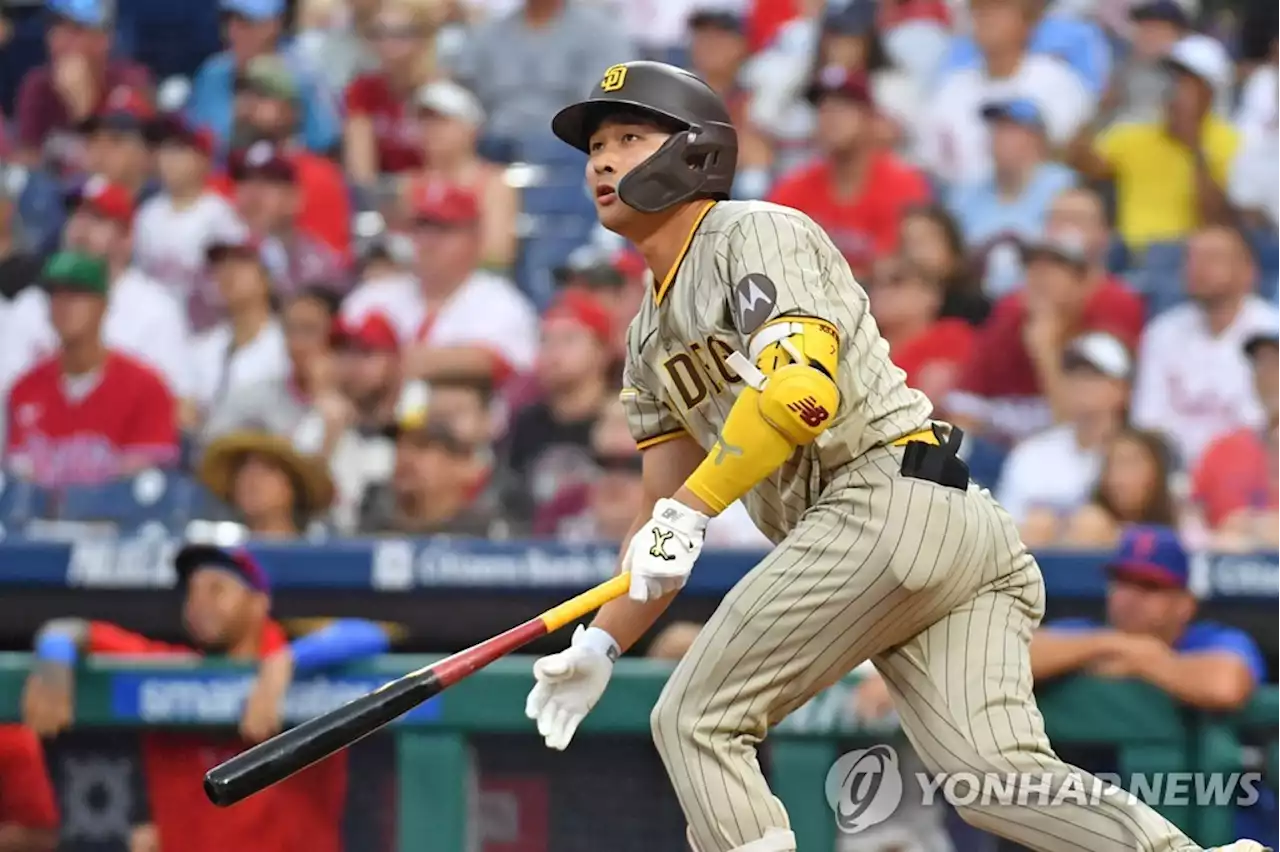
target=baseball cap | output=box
[806,65,873,106]
[146,113,215,157]
[47,0,111,28]
[220,0,283,21]
[553,243,626,289]
[543,290,613,343]
[414,80,485,126]
[80,86,155,135]
[174,543,271,594]
[1107,525,1189,590]
[385,381,472,453]
[688,1,746,33]
[332,313,399,353]
[1130,0,1194,26]
[205,232,260,266]
[980,98,1046,132]
[1020,232,1088,271]
[411,180,480,226]
[67,175,135,225]
[1063,332,1133,380]
[1162,34,1231,92]
[229,140,297,183]
[1243,312,1279,358]
[236,55,299,103]
[41,251,109,296]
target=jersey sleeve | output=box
[121,369,180,465]
[619,362,685,450]
[0,726,58,829]
[87,621,192,656]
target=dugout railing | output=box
[0,654,1273,851]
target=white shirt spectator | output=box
[996,425,1103,525]
[416,270,538,376]
[340,271,424,346]
[132,191,245,307]
[0,268,195,400]
[1229,64,1279,227]
[190,318,289,415]
[1131,295,1273,466]
[920,54,1094,186]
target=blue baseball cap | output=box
[980,98,1046,131]
[175,543,271,594]
[1107,526,1189,589]
[47,0,111,28]
[220,0,283,21]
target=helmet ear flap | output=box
[616,126,736,213]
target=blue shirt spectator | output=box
[186,0,341,157]
[936,12,1111,96]
[947,99,1077,297]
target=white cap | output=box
[414,80,485,126]
[1163,34,1232,92]
[1064,332,1133,380]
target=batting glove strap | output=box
[574,625,621,663]
[651,498,710,539]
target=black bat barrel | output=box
[204,667,442,806]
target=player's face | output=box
[1252,345,1279,417]
[183,568,264,651]
[585,118,671,230]
[49,290,105,343]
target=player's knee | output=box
[650,686,697,749]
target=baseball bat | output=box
[203,572,632,807]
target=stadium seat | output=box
[58,470,201,533]
[516,228,595,308]
[517,133,589,169]
[521,181,596,218]
[0,473,52,535]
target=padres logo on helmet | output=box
[551,60,739,213]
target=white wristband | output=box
[576,625,621,662]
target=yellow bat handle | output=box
[539,572,632,633]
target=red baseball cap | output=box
[147,113,215,158]
[332,313,400,352]
[81,86,155,134]
[543,290,612,343]
[67,175,135,225]
[806,65,874,106]
[229,140,297,183]
[411,180,480,226]
[205,233,262,266]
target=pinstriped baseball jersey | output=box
[620,199,933,541]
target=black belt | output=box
[896,423,970,491]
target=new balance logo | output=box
[788,397,830,428]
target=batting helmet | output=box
[551,61,738,214]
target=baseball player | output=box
[522,61,1267,852]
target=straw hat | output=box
[199,431,335,516]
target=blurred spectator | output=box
[552,243,644,367]
[426,373,495,451]
[1000,332,1131,546]
[866,253,974,407]
[1031,525,1264,712]
[360,392,495,535]
[1229,33,1279,231]
[452,0,635,143]
[404,80,517,268]
[134,114,246,331]
[343,0,444,185]
[921,0,1093,186]
[1111,0,1196,124]
[77,86,159,203]
[228,141,350,301]
[0,725,58,851]
[187,0,341,156]
[339,234,422,344]
[13,0,153,172]
[293,0,382,96]
[950,228,1140,445]
[0,168,43,305]
[402,180,538,383]
[504,290,612,517]
[225,57,354,255]
[1069,34,1236,251]
[4,252,178,487]
[191,239,289,429]
[898,204,989,325]
[203,286,341,440]
[1060,427,1178,548]
[22,544,392,852]
[0,178,195,400]
[946,98,1077,298]
[768,66,928,278]
[200,430,336,537]
[1131,224,1272,467]
[1191,325,1279,550]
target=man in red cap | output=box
[22,543,394,852]
[402,180,537,386]
[135,114,246,333]
[0,179,194,404]
[768,65,930,278]
[501,290,614,520]
[0,724,59,851]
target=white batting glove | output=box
[622,498,709,603]
[525,624,617,751]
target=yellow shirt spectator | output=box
[1095,117,1240,250]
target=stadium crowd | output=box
[0,0,1275,848]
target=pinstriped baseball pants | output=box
[651,445,1202,852]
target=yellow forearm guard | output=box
[684,317,841,514]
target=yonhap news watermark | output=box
[825,745,1264,835]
